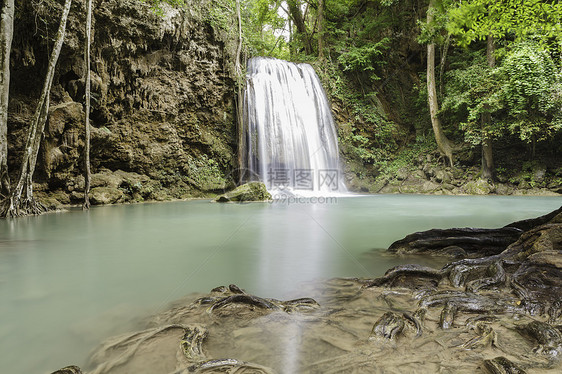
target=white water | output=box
[243,57,347,195]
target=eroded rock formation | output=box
[8,0,237,207]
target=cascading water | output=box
[242,57,347,195]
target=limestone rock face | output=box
[90,187,124,205]
[8,0,237,205]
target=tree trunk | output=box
[426,0,453,167]
[287,0,311,54]
[1,0,72,218]
[83,0,92,209]
[318,0,324,59]
[0,0,14,199]
[481,35,495,180]
[235,0,245,184]
[439,34,450,99]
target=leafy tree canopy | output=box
[447,0,562,49]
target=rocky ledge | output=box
[51,207,562,374]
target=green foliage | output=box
[440,51,502,145]
[337,38,389,81]
[497,43,562,144]
[440,42,562,151]
[186,154,226,190]
[317,59,404,168]
[447,0,562,52]
[204,0,290,60]
[417,0,452,45]
[374,135,437,182]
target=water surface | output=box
[0,195,560,373]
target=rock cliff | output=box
[8,0,238,206]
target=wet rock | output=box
[519,321,562,356]
[215,182,271,202]
[483,357,527,374]
[442,245,467,258]
[50,366,83,374]
[388,227,522,257]
[369,312,405,340]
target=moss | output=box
[215,182,271,202]
[463,180,494,195]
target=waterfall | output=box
[242,57,347,195]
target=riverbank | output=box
[31,164,560,211]
[344,144,562,197]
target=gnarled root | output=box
[50,366,83,374]
[188,358,276,373]
[89,324,189,374]
[363,264,444,289]
[483,356,527,374]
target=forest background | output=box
[0,0,561,217]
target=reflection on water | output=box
[0,195,560,373]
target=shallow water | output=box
[0,195,560,373]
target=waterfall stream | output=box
[243,57,347,195]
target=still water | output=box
[0,195,560,373]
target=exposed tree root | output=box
[89,324,189,374]
[50,366,82,374]
[483,356,527,374]
[205,286,320,317]
[0,196,47,218]
[188,358,276,374]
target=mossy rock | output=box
[215,182,271,203]
[90,187,124,205]
[463,179,493,195]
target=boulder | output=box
[90,187,124,205]
[434,169,452,184]
[215,182,271,203]
[395,168,410,181]
[463,179,493,195]
[420,180,440,194]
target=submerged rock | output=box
[215,182,271,203]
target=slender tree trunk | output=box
[439,34,450,99]
[83,0,92,209]
[287,0,311,54]
[426,0,453,167]
[481,35,495,180]
[0,0,14,199]
[318,0,324,59]
[1,0,72,218]
[235,0,245,184]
